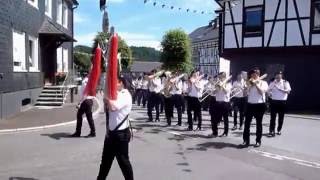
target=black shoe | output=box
[156,119,160,122]
[231,126,237,131]
[86,133,96,138]
[268,132,275,137]
[239,126,243,130]
[209,133,217,138]
[238,141,250,148]
[187,127,193,131]
[196,126,202,131]
[277,131,282,135]
[69,133,81,137]
[219,133,228,137]
[254,142,261,148]
[176,123,182,126]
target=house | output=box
[189,20,221,76]
[130,61,163,75]
[215,0,320,111]
[0,0,78,119]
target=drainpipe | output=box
[71,2,79,76]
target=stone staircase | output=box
[35,86,68,107]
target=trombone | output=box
[199,75,232,102]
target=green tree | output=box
[93,32,132,70]
[130,46,161,61]
[73,52,91,73]
[161,29,192,73]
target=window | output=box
[63,48,69,72]
[244,7,263,36]
[45,0,52,18]
[27,0,38,8]
[57,0,62,24]
[62,2,68,28]
[28,36,39,72]
[57,47,69,72]
[12,30,26,72]
[313,1,320,32]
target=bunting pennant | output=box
[100,0,106,11]
[142,0,214,15]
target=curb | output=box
[0,97,103,134]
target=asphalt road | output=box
[0,105,319,180]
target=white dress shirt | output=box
[136,79,142,89]
[108,89,132,131]
[149,77,162,93]
[79,77,94,100]
[232,80,245,98]
[215,83,232,102]
[188,81,204,98]
[247,80,268,104]
[182,81,189,94]
[268,79,291,101]
[171,81,183,95]
[141,80,149,90]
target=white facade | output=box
[219,0,320,49]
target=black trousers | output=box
[164,96,173,125]
[76,99,95,134]
[269,100,287,133]
[172,94,184,125]
[141,89,149,107]
[181,95,186,113]
[135,89,142,106]
[147,92,161,121]
[187,96,202,129]
[211,101,230,135]
[97,128,134,180]
[232,97,246,127]
[243,103,266,144]
[160,94,165,113]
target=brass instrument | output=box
[199,75,232,102]
[247,74,268,87]
[148,70,165,79]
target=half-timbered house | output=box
[215,0,320,111]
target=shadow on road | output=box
[41,132,73,140]
[9,177,38,180]
[190,141,240,151]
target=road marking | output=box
[249,149,320,169]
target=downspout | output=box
[71,3,79,75]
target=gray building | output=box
[189,20,220,76]
[0,0,78,119]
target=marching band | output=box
[131,67,292,148]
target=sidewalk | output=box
[0,94,102,132]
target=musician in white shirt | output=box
[135,76,143,106]
[268,71,291,136]
[242,68,268,148]
[170,73,184,126]
[231,74,247,131]
[140,75,149,108]
[211,72,232,137]
[147,69,163,122]
[97,76,134,180]
[187,70,204,131]
[70,75,96,138]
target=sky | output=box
[74,0,219,50]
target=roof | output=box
[215,0,238,8]
[189,25,219,43]
[130,61,163,73]
[39,19,76,42]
